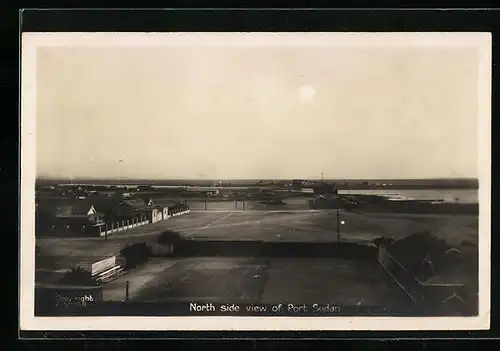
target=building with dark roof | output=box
[36,195,191,237]
[36,198,114,237]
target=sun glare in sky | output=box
[298,85,316,102]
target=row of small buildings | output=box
[35,196,190,237]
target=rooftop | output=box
[38,197,123,217]
[150,199,185,207]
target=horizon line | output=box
[35,176,479,181]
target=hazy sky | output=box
[36,44,479,180]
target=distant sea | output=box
[338,189,478,204]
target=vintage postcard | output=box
[20,32,491,331]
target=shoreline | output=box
[336,195,478,216]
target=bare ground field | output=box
[36,209,478,273]
[102,256,410,310]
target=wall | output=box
[151,208,162,223]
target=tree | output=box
[120,242,153,269]
[158,230,182,256]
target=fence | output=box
[377,246,421,303]
[91,256,116,276]
[98,208,191,237]
[170,209,191,217]
[377,245,468,306]
[99,219,150,236]
[94,265,124,284]
[185,200,314,211]
[81,256,124,284]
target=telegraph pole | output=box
[336,207,340,242]
[125,281,130,302]
[35,202,39,232]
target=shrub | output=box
[120,242,153,269]
[389,231,453,278]
[60,266,98,286]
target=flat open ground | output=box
[36,208,478,313]
[36,209,478,273]
[102,257,409,309]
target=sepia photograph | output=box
[20,32,491,331]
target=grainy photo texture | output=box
[20,32,491,331]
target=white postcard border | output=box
[20,32,491,331]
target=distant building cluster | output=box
[36,184,150,200]
[313,183,338,196]
[36,195,189,237]
[291,179,315,187]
